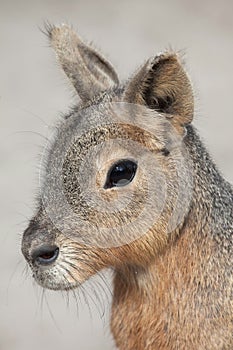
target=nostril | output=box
[32,245,59,265]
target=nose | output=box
[31,245,59,265]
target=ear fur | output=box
[124,52,194,129]
[48,24,119,102]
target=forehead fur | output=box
[44,97,177,177]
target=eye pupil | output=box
[104,160,137,189]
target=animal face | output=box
[22,25,194,291]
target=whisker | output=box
[60,254,112,320]
[70,288,80,317]
[79,284,92,320]
[39,287,45,317]
[44,293,62,333]
[89,279,106,319]
[11,130,50,143]
[6,259,23,304]
[58,272,80,314]
[63,260,81,278]
[22,108,50,128]
[59,262,78,286]
[21,262,29,280]
[98,271,113,298]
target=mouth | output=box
[26,245,80,291]
[23,236,101,292]
[31,263,80,291]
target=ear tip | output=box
[152,51,180,64]
[146,51,186,74]
[45,23,79,47]
[40,21,55,39]
[41,21,73,38]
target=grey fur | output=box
[21,25,233,349]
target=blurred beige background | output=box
[0,1,232,349]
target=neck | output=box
[114,125,232,291]
[184,125,232,245]
[111,126,232,349]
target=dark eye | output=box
[104,160,137,189]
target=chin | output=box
[32,266,81,291]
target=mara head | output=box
[22,25,194,291]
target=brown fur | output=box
[22,25,233,349]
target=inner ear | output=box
[48,24,119,102]
[124,52,194,127]
[142,57,176,113]
[144,92,174,114]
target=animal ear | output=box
[124,52,194,129]
[48,24,119,102]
